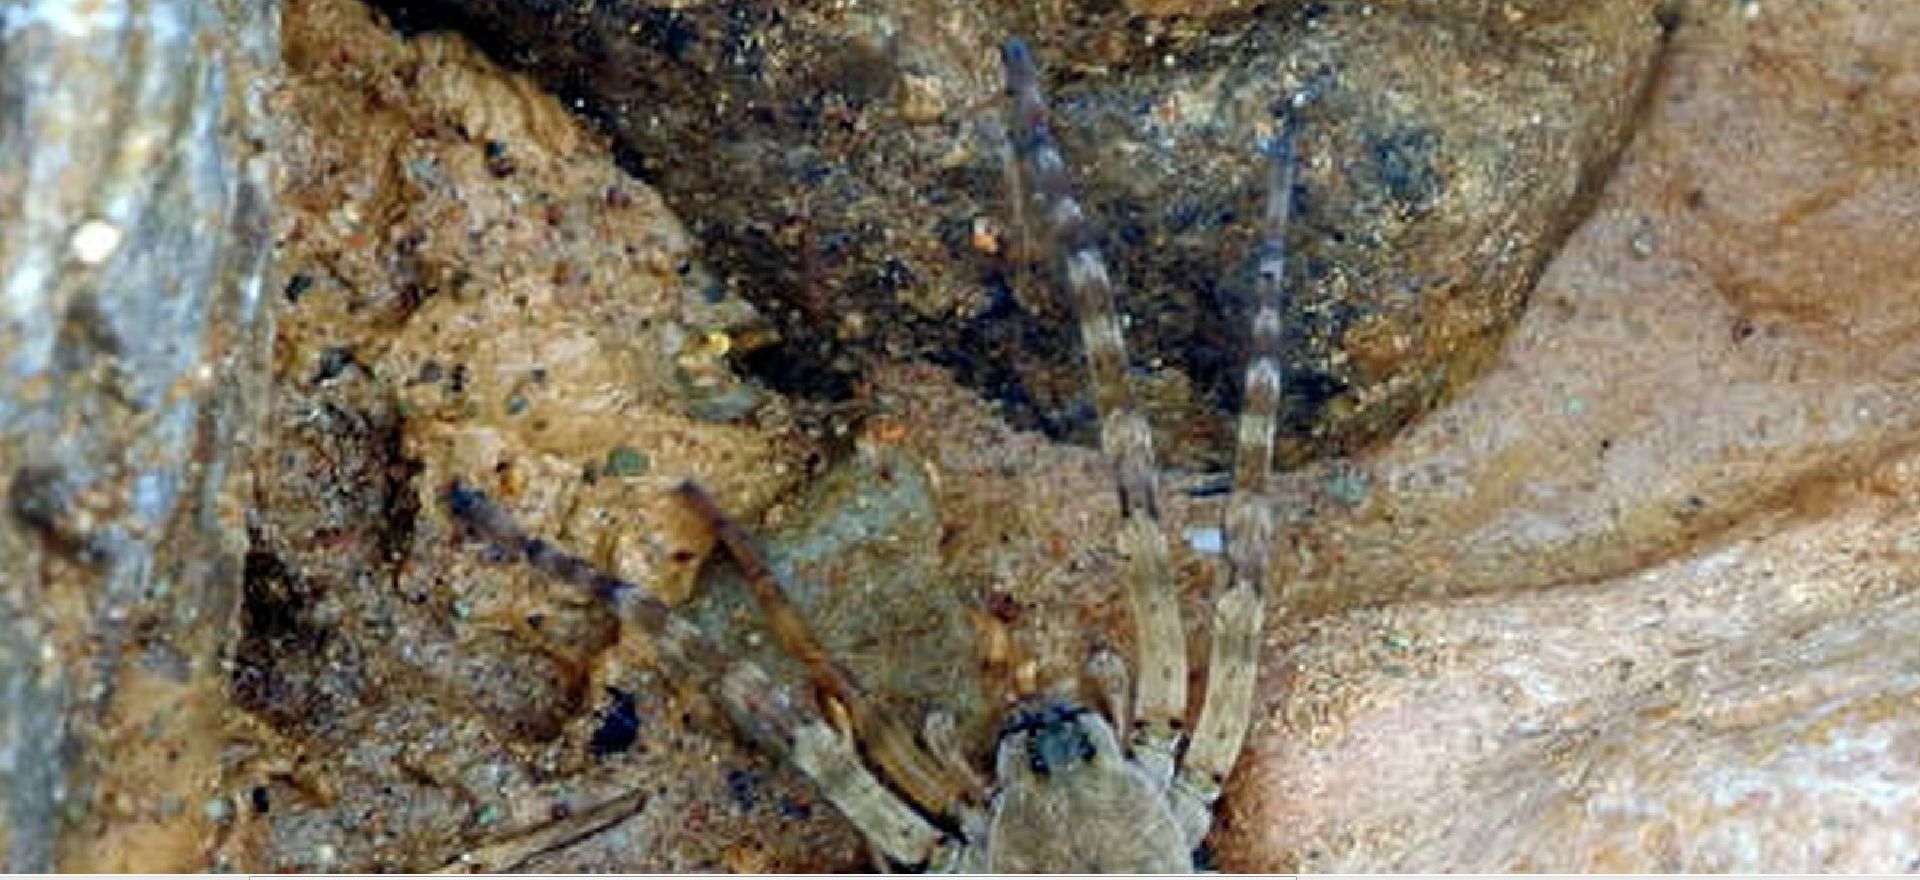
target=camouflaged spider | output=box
[444,39,1293,872]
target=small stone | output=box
[605,445,650,477]
[202,796,233,824]
[69,219,124,264]
[686,386,761,423]
[969,216,1002,255]
[1629,224,1657,258]
[1183,526,1225,555]
[1324,469,1370,507]
[897,72,947,123]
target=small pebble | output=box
[1325,470,1370,507]
[605,445,650,477]
[898,72,948,123]
[1183,526,1225,556]
[1629,225,1657,258]
[69,219,123,264]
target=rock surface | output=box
[240,0,1920,872]
[364,0,1670,471]
[1223,0,1920,869]
[0,0,276,869]
[242,0,855,867]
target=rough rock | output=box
[239,0,865,868]
[361,0,1670,471]
[1221,0,1920,868]
[243,0,1920,872]
[0,0,277,869]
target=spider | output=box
[442,38,1293,872]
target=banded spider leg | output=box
[999,36,1291,846]
[440,482,975,868]
[438,35,1296,872]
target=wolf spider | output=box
[442,39,1294,872]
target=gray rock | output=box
[0,0,276,866]
[361,0,1670,469]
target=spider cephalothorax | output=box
[445,36,1295,873]
[998,699,1104,778]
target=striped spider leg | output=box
[438,36,1294,873]
[440,482,975,869]
[999,35,1292,853]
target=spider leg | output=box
[719,664,952,868]
[1086,648,1132,745]
[1000,38,1188,783]
[443,481,723,677]
[673,483,980,822]
[442,482,950,867]
[922,709,988,795]
[1170,122,1296,844]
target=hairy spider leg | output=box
[444,481,721,675]
[720,661,954,867]
[673,484,982,840]
[1000,37,1189,787]
[1173,124,1294,844]
[443,482,950,866]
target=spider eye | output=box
[1025,715,1095,777]
[1027,741,1049,776]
